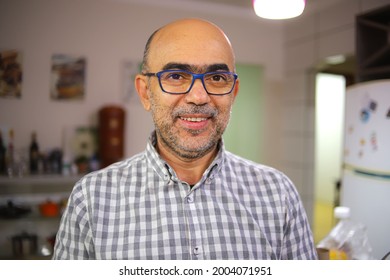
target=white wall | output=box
[0,0,284,162]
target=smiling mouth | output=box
[180,117,209,122]
[177,115,212,133]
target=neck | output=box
[156,137,218,185]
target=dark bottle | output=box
[0,131,6,175]
[29,132,39,174]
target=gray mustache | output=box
[172,105,218,118]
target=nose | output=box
[184,78,210,105]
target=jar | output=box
[12,232,38,257]
[98,105,125,168]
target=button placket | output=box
[183,188,202,259]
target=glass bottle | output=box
[0,131,6,175]
[29,131,39,174]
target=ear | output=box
[135,74,151,111]
[232,78,240,101]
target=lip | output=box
[177,114,211,131]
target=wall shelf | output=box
[0,175,81,195]
[0,174,80,260]
[0,174,81,186]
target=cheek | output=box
[215,98,234,118]
[149,92,177,122]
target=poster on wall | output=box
[50,54,86,100]
[122,60,141,102]
[0,49,22,98]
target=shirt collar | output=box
[144,130,225,182]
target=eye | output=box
[208,73,229,83]
[163,71,191,81]
[212,74,225,81]
[168,73,182,80]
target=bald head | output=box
[142,18,236,73]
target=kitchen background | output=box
[0,0,389,259]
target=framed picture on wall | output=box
[62,125,98,174]
[122,60,141,102]
[0,49,22,99]
[50,54,86,100]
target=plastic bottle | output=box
[316,206,373,260]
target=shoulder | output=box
[224,151,291,183]
[222,151,299,200]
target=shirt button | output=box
[206,177,212,184]
[187,195,194,203]
[193,247,200,256]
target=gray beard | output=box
[148,90,232,160]
[156,125,218,160]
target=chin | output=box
[177,138,217,158]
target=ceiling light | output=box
[325,54,346,65]
[253,0,306,20]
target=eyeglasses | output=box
[142,70,238,95]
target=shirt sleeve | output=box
[52,181,95,259]
[280,176,318,260]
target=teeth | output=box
[181,117,207,122]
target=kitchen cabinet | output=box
[0,175,79,259]
[356,4,390,82]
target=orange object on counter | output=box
[39,200,59,217]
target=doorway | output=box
[313,55,356,243]
[313,72,346,242]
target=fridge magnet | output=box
[360,109,370,123]
[370,132,378,151]
[369,100,377,112]
[50,54,86,100]
[0,50,22,98]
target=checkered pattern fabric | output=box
[53,132,317,260]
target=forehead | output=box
[148,21,235,71]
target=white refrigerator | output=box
[341,79,390,259]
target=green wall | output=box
[223,64,264,163]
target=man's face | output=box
[138,20,239,160]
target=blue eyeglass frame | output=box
[143,69,238,95]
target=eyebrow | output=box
[162,63,231,73]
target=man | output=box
[53,18,317,260]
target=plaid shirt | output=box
[53,132,317,260]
